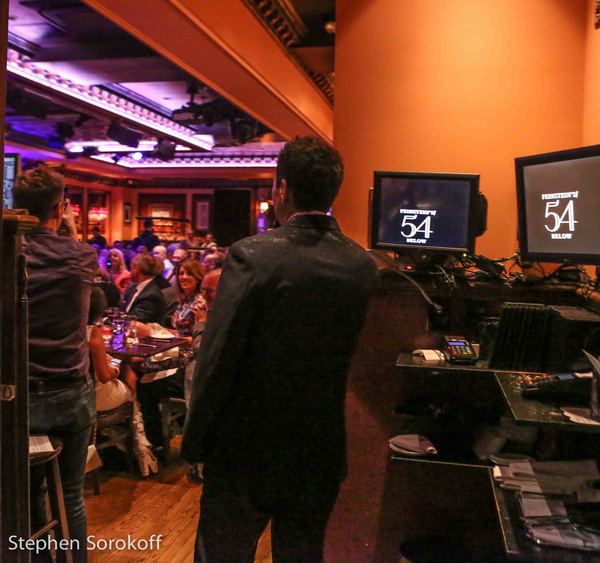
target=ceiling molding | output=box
[244,0,307,48]
[244,0,333,104]
[56,164,272,189]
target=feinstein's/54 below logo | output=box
[541,191,578,240]
[398,209,436,244]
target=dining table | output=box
[107,335,188,359]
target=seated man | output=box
[123,253,167,324]
[152,245,174,280]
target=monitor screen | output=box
[370,171,480,254]
[3,153,20,209]
[516,144,600,264]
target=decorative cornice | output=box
[56,166,272,189]
[244,0,334,104]
[245,0,307,48]
[91,153,278,169]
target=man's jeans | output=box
[29,380,95,563]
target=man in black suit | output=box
[132,217,160,252]
[123,253,166,324]
[182,136,378,562]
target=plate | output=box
[150,333,176,340]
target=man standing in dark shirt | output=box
[132,217,160,252]
[14,167,97,563]
[182,137,378,562]
[87,226,107,248]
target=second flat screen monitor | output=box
[372,171,479,254]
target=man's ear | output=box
[279,179,291,205]
[51,200,62,219]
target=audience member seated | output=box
[152,256,171,289]
[153,245,174,280]
[108,248,131,294]
[123,253,167,324]
[203,249,226,271]
[93,267,121,308]
[136,258,208,458]
[88,287,157,476]
[168,248,189,285]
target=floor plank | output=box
[85,442,272,563]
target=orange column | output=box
[334,0,587,258]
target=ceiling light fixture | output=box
[64,140,193,154]
[6,50,214,151]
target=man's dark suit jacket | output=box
[181,214,378,505]
[123,278,167,324]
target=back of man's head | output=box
[144,218,154,230]
[276,136,344,212]
[132,253,156,278]
[13,166,65,221]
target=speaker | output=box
[106,120,142,148]
[471,192,488,238]
[152,139,176,161]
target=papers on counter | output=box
[494,458,600,552]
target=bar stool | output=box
[29,435,73,563]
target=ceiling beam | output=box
[82,0,333,142]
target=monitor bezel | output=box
[370,170,480,254]
[515,144,600,265]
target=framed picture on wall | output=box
[123,203,132,224]
[149,204,173,218]
[195,200,210,230]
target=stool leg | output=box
[161,401,171,458]
[47,458,74,563]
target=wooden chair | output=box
[91,402,135,493]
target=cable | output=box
[373,251,444,314]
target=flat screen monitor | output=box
[516,144,600,265]
[3,153,21,209]
[370,171,480,254]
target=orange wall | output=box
[334,0,588,258]
[583,0,600,143]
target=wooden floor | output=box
[85,440,272,563]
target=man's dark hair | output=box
[143,218,154,229]
[13,166,65,221]
[194,228,208,238]
[276,136,344,211]
[88,286,108,324]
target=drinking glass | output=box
[125,316,138,346]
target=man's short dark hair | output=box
[13,166,65,221]
[144,218,154,229]
[276,136,344,211]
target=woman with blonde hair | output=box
[108,248,131,293]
